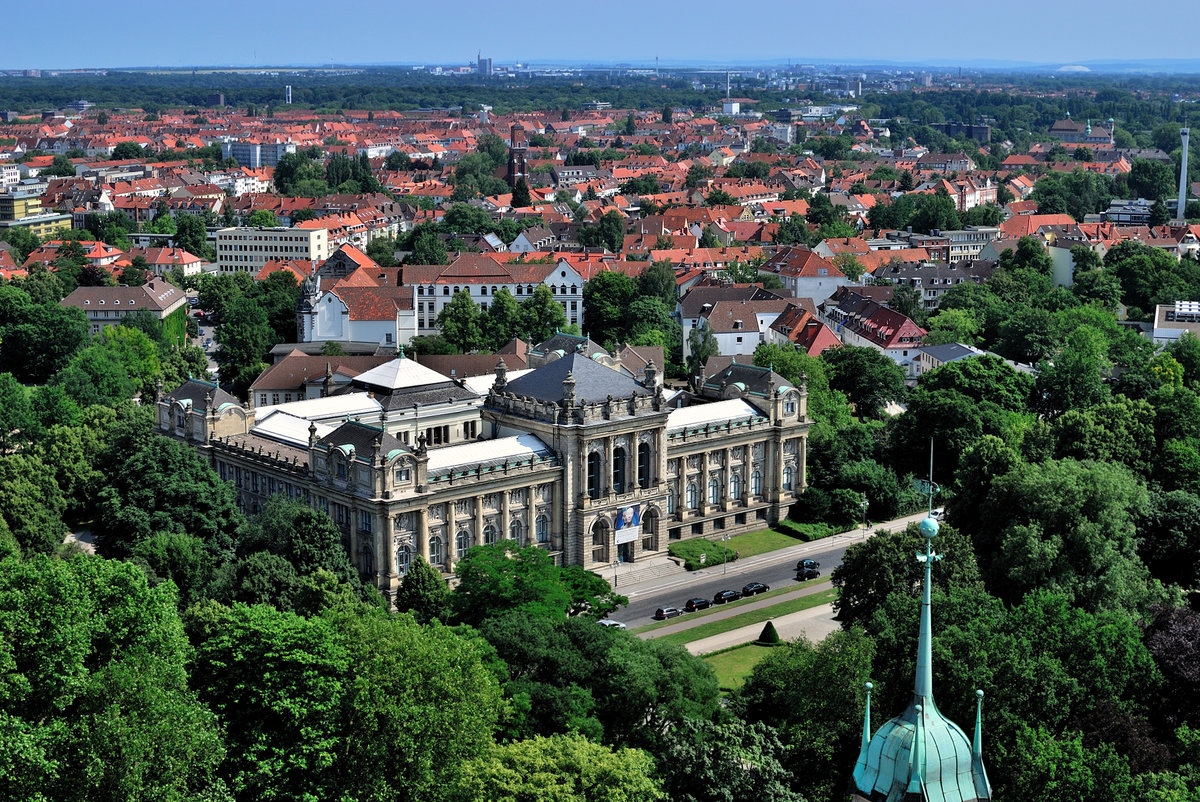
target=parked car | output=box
[653,607,682,620]
[742,581,770,596]
[797,558,821,571]
[597,619,627,630]
[713,589,742,604]
[798,568,822,581]
[684,597,712,612]
[931,507,945,519]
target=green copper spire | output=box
[850,512,991,801]
[853,682,872,777]
[915,516,941,700]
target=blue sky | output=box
[3,0,1198,70]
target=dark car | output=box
[654,606,682,620]
[713,589,743,604]
[798,568,822,581]
[797,558,821,571]
[684,597,712,612]
[742,581,770,596]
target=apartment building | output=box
[216,226,330,274]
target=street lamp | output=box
[612,560,619,587]
[722,532,729,575]
[860,497,869,536]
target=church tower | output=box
[851,515,991,801]
[506,122,527,188]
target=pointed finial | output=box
[973,689,985,760]
[853,681,874,780]
[398,344,405,360]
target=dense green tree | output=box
[485,287,524,350]
[175,212,212,260]
[394,554,450,624]
[1128,158,1176,201]
[111,141,145,160]
[805,192,839,226]
[94,428,242,560]
[0,453,66,555]
[438,289,484,352]
[1051,396,1156,476]
[1036,325,1112,416]
[407,227,450,265]
[705,188,736,206]
[245,209,278,227]
[0,555,226,801]
[365,236,398,266]
[909,189,962,234]
[832,521,982,630]
[1165,331,1200,387]
[685,164,713,188]
[975,458,1159,613]
[0,372,32,452]
[521,284,568,344]
[734,628,876,801]
[214,294,275,395]
[823,345,907,419]
[752,342,843,423]
[652,718,804,802]
[637,259,677,306]
[583,270,638,346]
[686,323,718,377]
[578,211,625,253]
[452,733,665,802]
[511,177,532,208]
[0,285,90,383]
[55,346,136,408]
[452,541,573,626]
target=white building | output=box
[216,226,330,274]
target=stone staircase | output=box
[604,555,686,588]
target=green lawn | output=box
[723,527,805,558]
[654,587,838,649]
[704,643,776,692]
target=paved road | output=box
[614,511,929,627]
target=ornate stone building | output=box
[157,347,808,600]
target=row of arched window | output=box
[667,467,794,513]
[395,514,552,572]
[416,284,578,297]
[587,443,653,499]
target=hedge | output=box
[668,538,739,571]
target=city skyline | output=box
[2,0,1198,72]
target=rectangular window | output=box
[359,510,372,532]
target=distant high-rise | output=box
[1178,128,1190,222]
[285,85,292,104]
[477,53,493,77]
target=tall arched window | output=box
[783,466,794,491]
[536,514,550,543]
[587,451,602,499]
[686,482,698,509]
[751,470,762,496]
[396,543,412,574]
[509,519,523,545]
[667,489,677,514]
[483,524,498,545]
[591,519,609,564]
[731,472,743,500]
[456,529,472,558]
[637,442,651,489]
[429,536,444,565]
[612,446,627,493]
[708,476,720,505]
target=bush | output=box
[775,519,840,542]
[668,538,738,571]
[757,620,782,645]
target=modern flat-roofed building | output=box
[220,139,296,169]
[216,226,330,274]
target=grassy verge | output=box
[653,587,838,649]
[630,581,827,634]
[703,643,776,692]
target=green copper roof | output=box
[851,516,991,802]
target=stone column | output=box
[474,496,484,547]
[501,490,511,544]
[417,507,429,561]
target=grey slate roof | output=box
[505,352,651,404]
[530,332,606,358]
[165,379,239,412]
[700,362,790,399]
[319,420,409,458]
